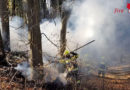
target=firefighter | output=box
[60,50,80,86]
[98,62,106,78]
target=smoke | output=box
[15,58,67,84]
[42,0,130,66]
[41,18,61,56]
[9,16,29,51]
[42,55,67,84]
[1,0,130,83]
[66,0,130,65]
[15,61,33,80]
[0,0,129,62]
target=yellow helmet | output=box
[64,50,69,55]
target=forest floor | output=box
[0,52,130,90]
[81,75,130,90]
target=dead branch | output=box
[6,70,18,89]
[41,32,59,48]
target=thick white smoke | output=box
[0,0,130,82]
[42,56,67,84]
[0,0,129,61]
[10,16,29,51]
[15,61,33,80]
[66,0,130,65]
[40,18,61,56]
[15,59,67,84]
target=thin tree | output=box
[50,0,71,57]
[27,0,43,79]
[0,0,10,52]
[40,0,48,18]
[22,0,28,24]
[50,0,61,18]
[12,0,15,16]
[15,0,23,17]
[0,30,9,66]
[0,30,5,60]
[60,10,70,57]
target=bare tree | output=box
[27,0,43,79]
[0,30,10,66]
[50,0,71,57]
[15,0,23,17]
[12,0,16,16]
[50,0,63,18]
[22,0,28,24]
[0,30,5,60]
[0,0,10,52]
[60,10,70,57]
[40,0,48,18]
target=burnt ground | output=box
[0,52,130,90]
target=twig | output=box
[24,79,27,89]
[5,70,18,89]
[41,32,59,48]
[10,24,25,30]
[9,21,25,30]
[9,70,18,84]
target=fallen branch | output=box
[9,70,18,84]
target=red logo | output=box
[127,3,130,13]
[127,3,130,9]
[114,2,130,14]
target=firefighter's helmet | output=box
[64,50,70,55]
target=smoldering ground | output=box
[15,59,67,85]
[0,0,130,83]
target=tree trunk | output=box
[15,0,23,17]
[0,0,10,52]
[0,30,10,66]
[50,0,61,18]
[60,10,70,57]
[40,0,48,18]
[12,0,15,16]
[27,0,43,69]
[0,30,5,60]
[22,0,28,24]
